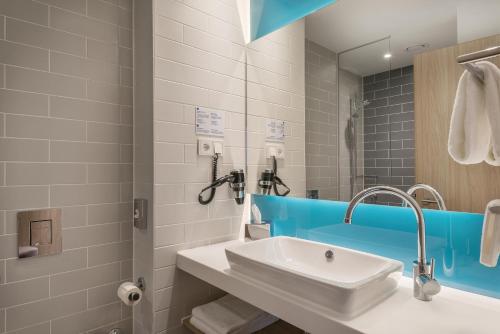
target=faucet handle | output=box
[417,273,441,297]
[430,257,437,279]
[413,258,441,301]
[419,258,441,297]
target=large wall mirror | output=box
[244,0,500,213]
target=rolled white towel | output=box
[448,63,490,164]
[190,315,219,334]
[190,313,278,334]
[480,61,500,166]
[190,294,278,334]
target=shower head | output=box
[350,98,370,118]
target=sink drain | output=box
[325,249,334,260]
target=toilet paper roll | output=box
[117,282,143,306]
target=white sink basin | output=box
[225,236,403,319]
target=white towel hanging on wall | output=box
[481,61,500,165]
[448,62,490,164]
[448,61,500,165]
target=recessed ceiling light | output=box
[384,53,392,59]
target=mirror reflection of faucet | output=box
[404,184,455,276]
[405,184,447,211]
[442,216,456,277]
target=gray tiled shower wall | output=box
[363,65,415,204]
[0,1,133,333]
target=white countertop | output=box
[177,240,500,334]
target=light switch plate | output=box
[18,209,62,258]
[198,139,224,156]
[213,141,224,155]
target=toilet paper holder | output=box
[129,277,146,301]
[137,277,146,291]
[117,277,146,307]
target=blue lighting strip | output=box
[250,0,336,41]
[252,195,500,299]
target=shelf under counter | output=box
[177,240,500,334]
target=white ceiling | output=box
[305,0,497,76]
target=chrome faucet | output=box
[406,184,447,211]
[344,186,441,301]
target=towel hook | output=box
[463,63,485,82]
[457,46,500,83]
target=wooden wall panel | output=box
[414,34,500,213]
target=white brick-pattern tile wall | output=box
[151,1,245,333]
[246,20,306,197]
[0,0,133,333]
[150,1,305,333]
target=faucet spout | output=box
[344,186,426,264]
[344,186,440,301]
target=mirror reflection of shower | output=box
[304,36,392,201]
[345,96,370,199]
[338,36,391,201]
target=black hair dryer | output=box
[258,169,275,195]
[198,164,246,205]
[229,169,246,204]
[258,157,290,196]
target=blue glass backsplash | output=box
[252,194,500,299]
[250,0,336,41]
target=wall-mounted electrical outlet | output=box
[266,143,285,159]
[198,139,224,156]
[198,139,213,156]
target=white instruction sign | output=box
[195,107,225,137]
[265,119,285,142]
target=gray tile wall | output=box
[305,40,338,200]
[363,65,415,204]
[133,0,154,333]
[0,1,133,333]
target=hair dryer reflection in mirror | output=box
[258,156,290,196]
